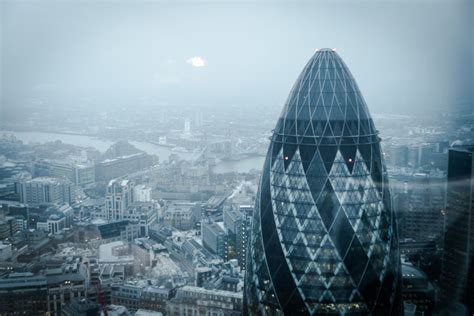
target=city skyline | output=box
[0,1,473,315]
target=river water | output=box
[1,131,265,174]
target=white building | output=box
[133,185,152,202]
[105,179,134,220]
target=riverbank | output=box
[1,130,265,174]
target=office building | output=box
[139,286,173,314]
[95,153,154,182]
[400,172,445,242]
[0,272,48,315]
[105,179,134,221]
[62,298,100,316]
[36,204,73,235]
[17,177,73,205]
[125,202,159,237]
[439,146,474,314]
[111,283,142,313]
[224,206,249,267]
[166,285,242,316]
[45,264,87,316]
[133,184,152,202]
[163,202,196,231]
[202,220,227,259]
[0,215,22,239]
[34,159,95,186]
[97,220,140,243]
[245,49,402,314]
[401,262,435,316]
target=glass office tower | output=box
[244,49,402,315]
[439,146,474,314]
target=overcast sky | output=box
[1,0,473,118]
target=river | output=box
[1,131,265,174]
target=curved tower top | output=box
[245,49,402,315]
[274,48,377,146]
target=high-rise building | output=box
[245,49,402,315]
[201,220,227,259]
[105,179,134,220]
[439,146,474,314]
[224,205,249,268]
[399,172,445,242]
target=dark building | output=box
[97,220,139,242]
[401,262,435,316]
[62,298,100,316]
[399,239,437,256]
[0,272,48,315]
[245,49,402,315]
[201,220,227,259]
[224,205,249,268]
[439,146,474,314]
[45,264,87,316]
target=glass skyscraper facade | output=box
[244,49,402,315]
[439,146,474,314]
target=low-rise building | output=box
[402,262,435,315]
[0,244,13,261]
[45,263,87,316]
[0,272,48,315]
[17,177,73,205]
[34,159,95,186]
[62,298,100,316]
[163,202,196,231]
[166,285,242,316]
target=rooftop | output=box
[177,285,242,299]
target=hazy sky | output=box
[1,0,473,118]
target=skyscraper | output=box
[398,172,445,242]
[439,146,474,314]
[245,49,402,315]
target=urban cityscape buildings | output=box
[0,7,472,313]
[245,49,402,315]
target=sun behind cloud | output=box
[187,56,206,68]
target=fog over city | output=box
[0,1,473,316]
[1,0,473,120]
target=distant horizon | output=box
[1,0,473,122]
